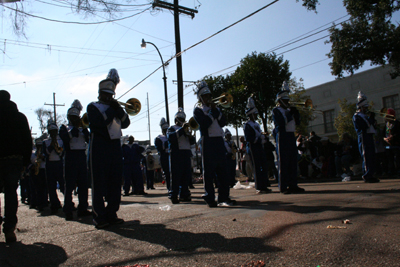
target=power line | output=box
[1,4,152,25]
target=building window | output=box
[383,95,400,115]
[323,109,335,133]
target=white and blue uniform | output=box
[194,104,230,203]
[353,111,376,181]
[59,124,89,215]
[43,136,65,209]
[154,134,170,190]
[224,139,237,187]
[243,120,270,191]
[87,101,130,225]
[167,125,195,199]
[272,106,300,192]
[122,143,145,194]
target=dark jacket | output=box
[0,100,32,166]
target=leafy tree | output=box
[301,0,400,79]
[334,98,357,140]
[230,52,291,132]
[35,107,67,138]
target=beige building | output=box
[305,66,400,142]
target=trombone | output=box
[183,117,199,136]
[116,98,141,116]
[212,92,233,108]
[289,99,314,110]
[371,107,396,121]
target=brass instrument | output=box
[289,99,313,110]
[183,117,199,136]
[80,112,89,128]
[51,138,63,154]
[372,107,396,121]
[212,92,233,108]
[34,146,42,176]
[117,98,141,116]
[231,142,237,160]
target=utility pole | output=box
[44,92,64,125]
[147,92,151,146]
[152,0,198,109]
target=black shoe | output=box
[108,218,124,225]
[135,191,148,195]
[189,185,195,189]
[288,186,305,193]
[281,189,291,194]
[256,188,272,194]
[95,220,110,229]
[123,192,130,197]
[77,210,92,217]
[65,212,73,221]
[50,206,60,214]
[207,201,218,208]
[179,196,192,202]
[4,230,16,244]
[170,197,180,204]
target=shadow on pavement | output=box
[0,242,67,267]
[95,220,282,267]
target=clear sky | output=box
[1,0,398,142]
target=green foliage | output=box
[334,98,357,140]
[231,52,291,131]
[303,0,400,78]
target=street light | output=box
[141,38,170,125]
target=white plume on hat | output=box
[47,119,58,131]
[196,81,211,99]
[67,99,83,116]
[276,81,290,102]
[245,97,258,116]
[159,117,169,130]
[357,91,368,109]
[107,68,120,85]
[175,107,186,120]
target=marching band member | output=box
[167,108,195,204]
[30,139,48,212]
[193,81,235,207]
[154,118,171,190]
[353,91,379,183]
[272,82,304,194]
[59,100,91,221]
[243,97,271,193]
[143,146,156,190]
[122,136,147,196]
[224,128,237,187]
[43,119,65,214]
[383,108,400,175]
[87,69,130,229]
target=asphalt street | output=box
[1,177,399,267]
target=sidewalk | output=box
[1,178,400,266]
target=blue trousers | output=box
[275,132,298,191]
[247,144,269,190]
[123,163,145,194]
[89,136,123,224]
[358,133,375,180]
[0,158,22,233]
[146,169,154,189]
[202,137,229,203]
[63,150,88,214]
[169,151,191,199]
[226,158,236,187]
[31,169,48,209]
[160,154,171,190]
[45,160,64,208]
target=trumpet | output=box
[117,98,141,116]
[289,99,314,110]
[212,92,233,108]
